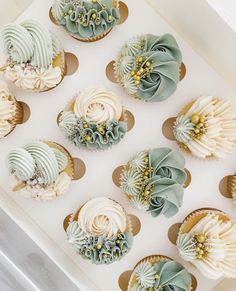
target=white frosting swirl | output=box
[74,87,122,123]
[10,172,71,201]
[0,80,16,138]
[181,96,236,158]
[4,64,62,91]
[186,212,236,279]
[78,197,127,238]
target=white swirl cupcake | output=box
[66,197,133,264]
[58,86,129,150]
[6,141,76,200]
[0,20,65,92]
[0,80,23,138]
[172,96,236,159]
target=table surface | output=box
[1,0,236,290]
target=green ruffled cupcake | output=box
[58,86,129,150]
[119,147,186,218]
[114,33,183,102]
[127,255,192,291]
[65,197,133,264]
[51,0,120,42]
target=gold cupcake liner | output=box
[179,208,229,235]
[228,174,236,198]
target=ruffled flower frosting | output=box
[0,20,63,91]
[173,96,236,159]
[128,259,191,291]
[115,34,182,102]
[7,141,72,200]
[66,197,133,264]
[120,148,186,218]
[0,80,16,138]
[59,87,127,150]
[229,174,236,204]
[176,210,236,279]
[52,0,120,40]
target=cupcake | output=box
[172,96,236,159]
[114,33,183,102]
[119,147,187,217]
[176,209,236,279]
[58,86,129,150]
[0,20,65,92]
[0,80,23,138]
[51,0,120,42]
[7,141,75,200]
[127,256,192,291]
[66,197,133,264]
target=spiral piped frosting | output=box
[120,147,186,218]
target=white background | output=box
[0,0,236,290]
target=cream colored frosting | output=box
[4,64,62,92]
[78,197,127,238]
[73,87,122,123]
[187,213,236,279]
[10,172,71,201]
[182,96,236,158]
[0,80,16,138]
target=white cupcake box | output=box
[0,0,236,290]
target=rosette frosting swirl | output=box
[7,141,72,200]
[173,96,236,159]
[52,0,120,40]
[176,211,236,279]
[0,80,16,138]
[115,34,182,102]
[66,197,133,264]
[59,87,128,150]
[0,20,63,91]
[120,147,186,218]
[129,259,191,291]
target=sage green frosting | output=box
[59,110,127,150]
[0,20,62,68]
[52,0,120,40]
[176,233,197,261]
[116,34,182,102]
[7,141,68,185]
[66,219,133,265]
[130,260,191,291]
[120,148,186,218]
[173,116,195,144]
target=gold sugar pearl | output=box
[138,57,143,62]
[83,123,88,128]
[196,234,206,243]
[85,136,91,142]
[96,244,102,250]
[108,15,113,21]
[92,13,97,19]
[154,274,160,279]
[135,80,140,85]
[144,158,149,163]
[190,114,200,124]
[68,9,73,14]
[92,0,97,3]
[146,61,151,67]
[131,71,135,76]
[194,128,200,134]
[200,118,205,123]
